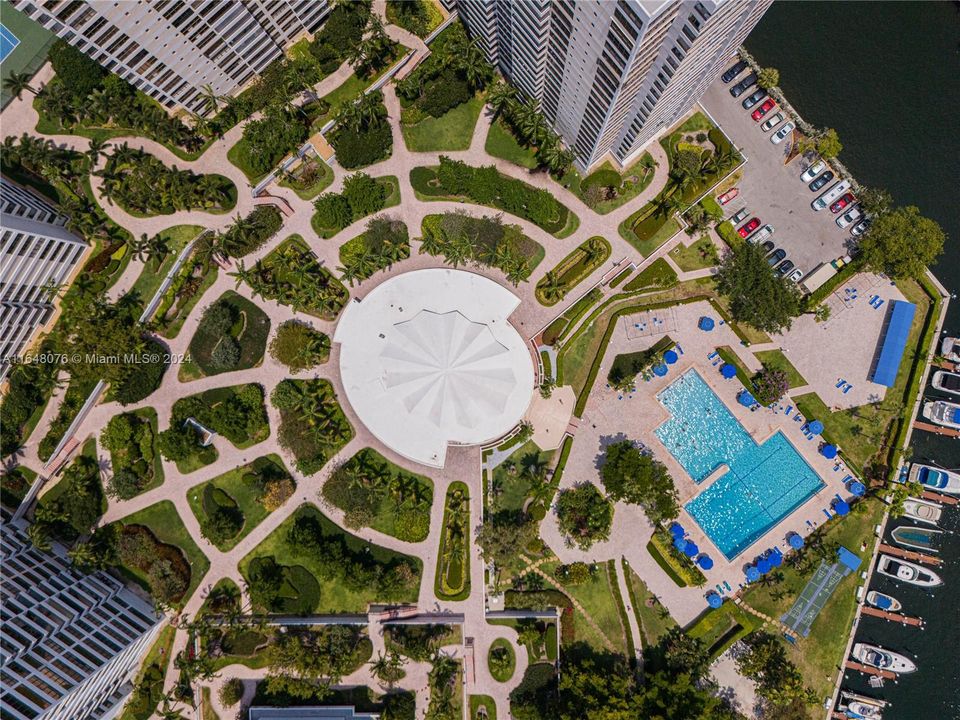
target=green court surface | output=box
[1,2,56,108]
[781,560,845,637]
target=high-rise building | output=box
[0,177,88,384]
[457,0,772,170]
[0,521,163,720]
[10,0,330,116]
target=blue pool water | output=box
[656,371,824,559]
[0,24,20,63]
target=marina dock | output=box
[860,605,924,627]
[912,420,960,437]
[921,489,958,505]
[843,660,897,680]
[878,543,941,566]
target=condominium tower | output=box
[10,0,330,116]
[0,521,163,720]
[0,177,88,384]
[457,0,773,170]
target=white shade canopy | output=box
[334,269,535,467]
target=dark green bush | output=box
[48,39,106,99]
[332,121,392,169]
[582,168,622,191]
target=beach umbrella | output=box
[849,480,866,497]
[683,541,699,557]
[707,592,723,609]
[738,391,757,407]
[745,566,760,582]
[808,420,824,435]
[757,557,772,574]
[769,549,783,567]
[674,536,688,552]
[669,522,686,539]
[698,317,715,331]
[653,364,668,377]
[664,350,679,365]
[821,444,838,459]
[720,363,737,379]
[697,554,714,570]
[788,533,804,550]
[833,498,850,516]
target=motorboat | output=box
[902,497,942,526]
[941,336,960,363]
[931,370,960,397]
[865,590,902,613]
[890,525,943,553]
[839,691,887,720]
[851,643,917,674]
[876,555,942,588]
[922,400,960,429]
[839,691,888,719]
[907,462,960,496]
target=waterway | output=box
[747,2,960,718]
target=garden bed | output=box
[172,383,269,449]
[435,482,471,601]
[535,236,611,306]
[255,235,349,319]
[272,378,353,475]
[277,156,334,199]
[182,290,270,380]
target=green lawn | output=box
[402,95,485,151]
[485,118,538,169]
[239,504,422,612]
[117,500,210,603]
[319,44,409,114]
[277,157,334,199]
[488,637,516,682]
[621,559,677,647]
[469,695,497,720]
[620,213,681,257]
[564,156,659,215]
[226,137,266,184]
[541,560,627,655]
[186,455,290,551]
[668,236,719,271]
[686,601,758,661]
[181,290,271,380]
[127,225,204,310]
[175,444,219,475]
[755,349,807,388]
[490,441,554,513]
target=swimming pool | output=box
[656,370,824,559]
[0,24,20,63]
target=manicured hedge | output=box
[535,236,611,306]
[647,529,706,587]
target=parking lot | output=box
[700,66,854,277]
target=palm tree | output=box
[146,233,170,266]
[199,84,223,115]
[86,138,111,166]
[228,260,255,289]
[654,192,682,219]
[486,81,516,118]
[3,72,35,100]
[26,523,51,552]
[126,234,150,263]
[538,271,565,304]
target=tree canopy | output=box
[600,441,679,524]
[715,243,803,333]
[554,483,614,550]
[858,205,945,279]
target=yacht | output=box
[851,643,917,674]
[941,336,960,363]
[839,691,887,720]
[891,525,943,553]
[865,590,902,613]
[876,555,943,588]
[922,400,960,429]
[907,462,960,496]
[932,370,960,397]
[903,497,942,526]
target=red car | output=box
[751,98,776,121]
[830,193,856,213]
[717,187,739,205]
[737,217,761,238]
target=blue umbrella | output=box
[653,364,668,377]
[697,554,714,570]
[707,592,723,609]
[757,558,772,574]
[683,541,699,557]
[808,420,824,435]
[821,444,838,459]
[699,317,715,331]
[669,522,686,539]
[849,480,866,497]
[788,533,804,550]
[745,566,760,582]
[664,350,679,365]
[738,391,757,407]
[769,549,783,567]
[674,536,688,552]
[720,363,737,379]
[833,498,850,516]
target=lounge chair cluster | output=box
[867,294,885,310]
[835,377,854,394]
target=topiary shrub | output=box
[210,337,241,370]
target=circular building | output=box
[334,269,535,467]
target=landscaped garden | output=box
[269,320,330,373]
[241,504,422,613]
[183,290,270,380]
[386,0,443,37]
[32,448,105,545]
[101,408,163,500]
[385,623,461,662]
[329,90,393,169]
[488,638,516,682]
[277,155,334,199]
[338,216,410,284]
[535,236,611,305]
[271,378,353,475]
[435,482,471,601]
[312,173,400,238]
[566,156,658,214]
[126,224,203,311]
[187,455,294,551]
[668,236,719,271]
[322,447,433,541]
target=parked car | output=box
[808,171,835,192]
[761,240,775,254]
[722,60,748,83]
[836,206,863,228]
[812,180,852,211]
[777,259,794,276]
[830,193,856,213]
[749,224,774,244]
[731,207,749,223]
[717,188,740,205]
[741,89,767,109]
[767,248,787,266]
[771,122,795,144]
[761,112,785,131]
[730,72,758,97]
[851,219,871,237]
[751,98,776,121]
[801,161,826,183]
[737,217,761,238]
[788,268,804,282]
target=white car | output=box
[850,219,870,237]
[761,112,785,131]
[771,122,795,144]
[731,208,749,223]
[788,268,803,283]
[749,224,774,244]
[836,206,863,229]
[801,161,826,183]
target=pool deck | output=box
[539,300,856,625]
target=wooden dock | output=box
[912,420,960,437]
[878,543,941,566]
[844,660,896,679]
[922,489,958,505]
[861,605,924,627]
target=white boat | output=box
[839,690,887,720]
[902,497,942,526]
[865,590,901,613]
[851,643,917,674]
[876,555,942,588]
[907,462,960,496]
[922,400,960,429]
[890,525,943,553]
[941,336,960,363]
[932,370,960,397]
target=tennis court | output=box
[0,6,57,108]
[1,24,20,62]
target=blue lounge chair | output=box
[843,385,852,394]
[835,379,846,388]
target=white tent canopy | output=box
[334,269,535,467]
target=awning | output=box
[664,350,678,365]
[821,444,838,459]
[698,317,715,331]
[808,420,824,435]
[871,300,916,387]
[720,363,737,379]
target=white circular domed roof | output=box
[334,269,534,467]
